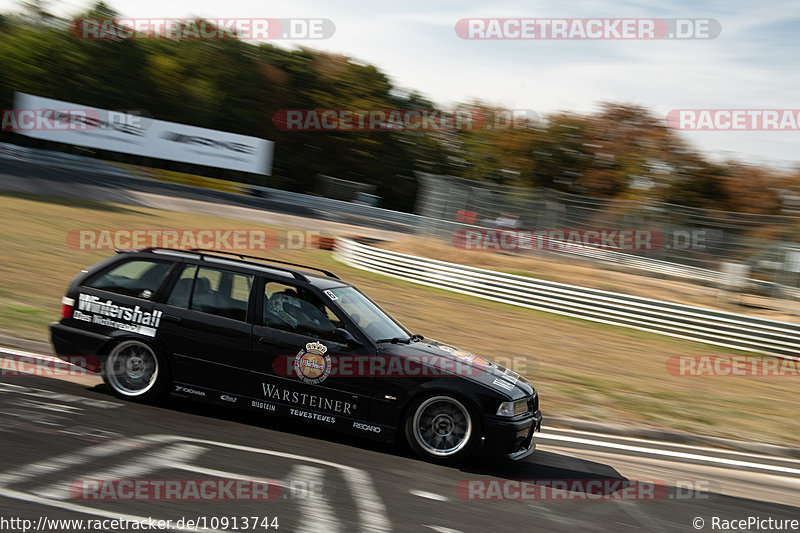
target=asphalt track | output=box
[0,348,798,533]
[0,159,799,532]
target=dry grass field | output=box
[1,189,797,446]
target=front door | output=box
[247,278,375,431]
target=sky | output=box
[5,0,799,169]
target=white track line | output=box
[538,433,800,476]
[544,426,800,464]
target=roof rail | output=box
[189,249,339,280]
[123,247,340,281]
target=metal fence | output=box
[4,142,800,302]
[335,237,800,358]
[414,173,800,293]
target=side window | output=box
[190,267,253,321]
[263,282,343,337]
[166,264,197,308]
[84,259,172,299]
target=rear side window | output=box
[186,267,254,322]
[84,259,172,299]
[166,264,197,307]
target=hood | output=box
[377,337,535,399]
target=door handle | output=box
[163,315,182,324]
[258,336,281,346]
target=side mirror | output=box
[331,327,363,348]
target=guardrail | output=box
[334,238,800,358]
[0,142,788,293]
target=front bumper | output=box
[482,409,543,460]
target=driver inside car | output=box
[266,290,310,329]
[266,289,336,334]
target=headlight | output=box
[496,398,529,417]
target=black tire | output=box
[404,393,481,464]
[102,339,170,403]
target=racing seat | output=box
[167,277,193,307]
[191,276,225,315]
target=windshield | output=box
[327,286,410,342]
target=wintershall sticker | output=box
[74,294,162,337]
[294,342,331,385]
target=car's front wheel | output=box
[404,394,480,464]
[103,340,169,402]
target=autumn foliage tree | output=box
[0,2,795,214]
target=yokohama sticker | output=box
[294,341,331,385]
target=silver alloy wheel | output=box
[412,396,473,457]
[105,340,159,397]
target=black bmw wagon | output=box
[50,247,542,463]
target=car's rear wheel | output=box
[404,394,480,464]
[103,340,169,402]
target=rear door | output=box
[155,263,255,397]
